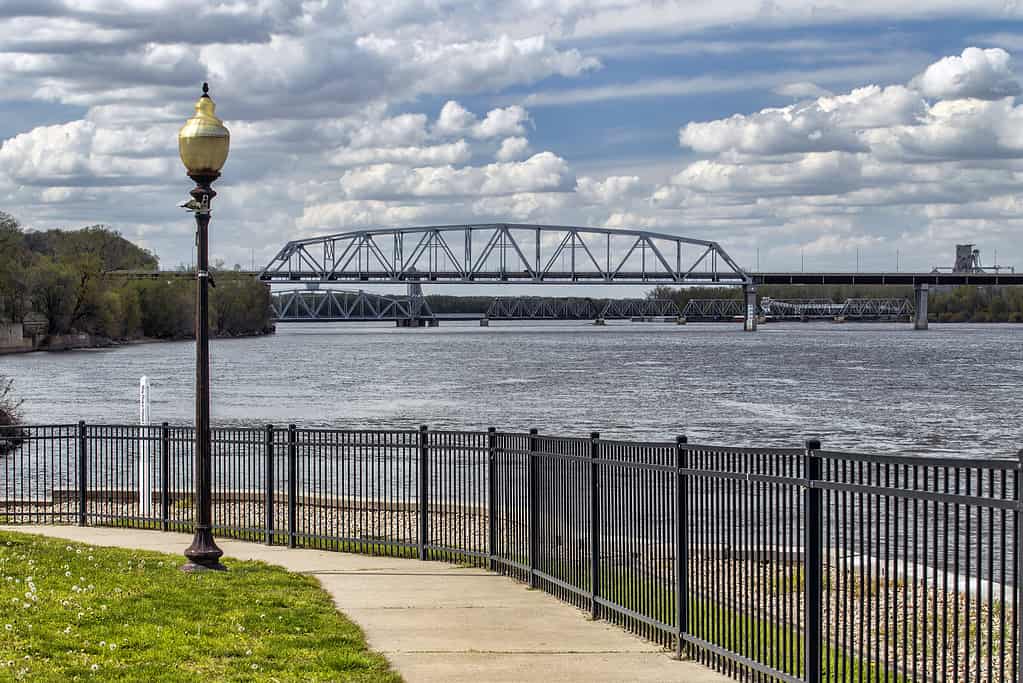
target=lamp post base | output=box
[181,526,226,572]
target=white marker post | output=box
[139,376,152,515]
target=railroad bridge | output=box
[269,289,683,326]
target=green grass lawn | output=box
[0,531,401,681]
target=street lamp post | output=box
[178,82,230,572]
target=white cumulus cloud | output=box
[339,152,571,199]
[913,47,1020,100]
[576,176,643,204]
[495,136,530,161]
[435,101,530,139]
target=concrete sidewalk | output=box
[4,525,727,683]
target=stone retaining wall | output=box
[0,323,31,354]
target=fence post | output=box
[1015,451,1022,683]
[287,424,297,549]
[528,428,539,589]
[804,439,823,683]
[487,427,497,572]
[418,425,429,561]
[265,424,275,546]
[160,422,170,532]
[675,434,688,659]
[77,421,87,527]
[589,432,600,620]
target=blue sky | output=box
[2,2,1023,285]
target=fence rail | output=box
[0,423,1019,683]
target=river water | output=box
[2,321,1020,457]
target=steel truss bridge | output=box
[102,222,1023,332]
[271,289,433,322]
[270,291,682,323]
[683,297,915,321]
[259,224,748,286]
[485,297,681,321]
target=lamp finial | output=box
[202,82,210,97]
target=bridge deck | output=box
[106,270,1023,286]
[750,272,1023,286]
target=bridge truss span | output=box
[683,297,916,321]
[259,224,749,286]
[270,289,433,322]
[484,297,682,321]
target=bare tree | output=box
[0,375,24,455]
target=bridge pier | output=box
[743,284,758,332]
[914,284,929,330]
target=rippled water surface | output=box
[3,321,1020,456]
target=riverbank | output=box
[0,322,275,356]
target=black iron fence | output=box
[1,423,1020,683]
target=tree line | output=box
[647,284,1023,323]
[0,212,273,341]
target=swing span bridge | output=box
[269,290,683,325]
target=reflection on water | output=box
[3,321,1020,456]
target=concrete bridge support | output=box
[743,284,758,332]
[914,284,929,330]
